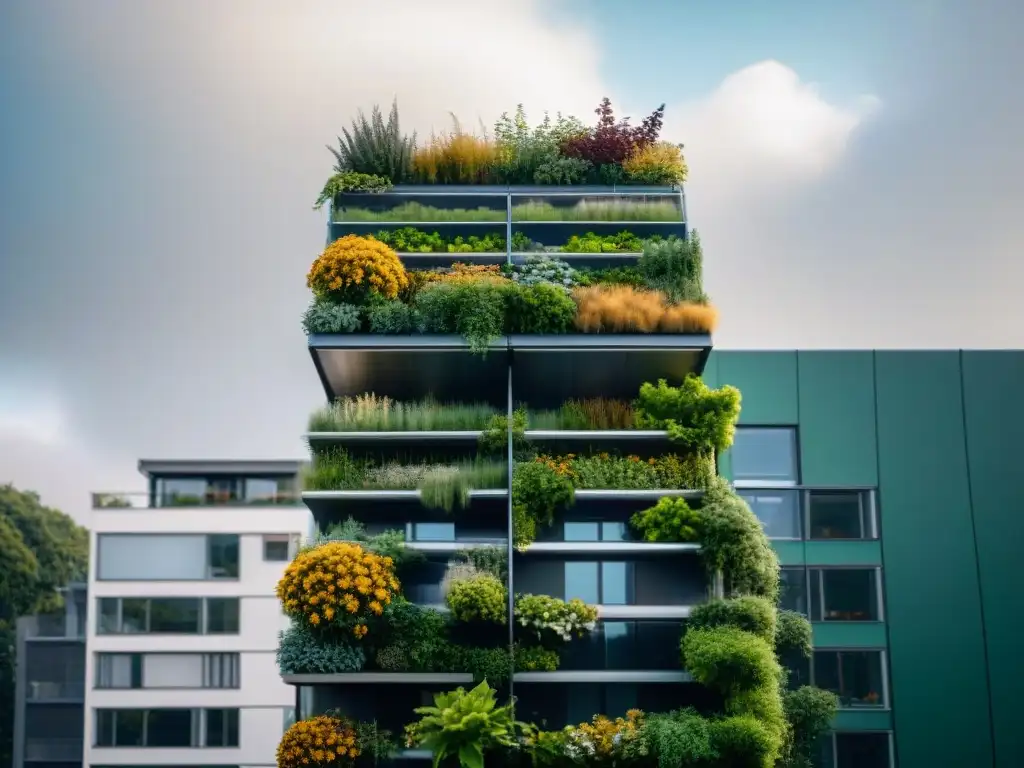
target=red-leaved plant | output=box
[560,98,666,167]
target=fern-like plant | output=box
[329,99,416,181]
[408,681,519,768]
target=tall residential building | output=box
[84,459,311,766]
[12,583,87,768]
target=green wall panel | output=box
[771,540,805,565]
[716,351,798,425]
[812,622,888,648]
[804,540,882,566]
[797,351,878,486]
[832,709,893,731]
[962,351,1024,767]
[701,350,720,388]
[874,351,993,768]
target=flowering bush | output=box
[534,452,712,491]
[564,710,647,764]
[276,541,400,638]
[560,98,664,170]
[307,235,409,304]
[277,715,360,768]
[514,593,597,643]
[622,141,688,185]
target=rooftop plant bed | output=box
[313,99,688,210]
[331,199,683,224]
[302,234,712,352]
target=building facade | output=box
[84,460,312,767]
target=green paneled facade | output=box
[711,350,1024,768]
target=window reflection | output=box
[810,569,881,622]
[779,568,807,615]
[413,523,455,541]
[601,563,628,605]
[740,490,801,539]
[731,428,799,485]
[809,491,871,540]
[835,732,891,767]
[565,562,599,604]
[814,651,886,708]
[565,522,600,541]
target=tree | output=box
[0,483,89,766]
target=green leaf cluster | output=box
[410,681,520,768]
[634,377,741,453]
[511,460,575,549]
[446,574,508,625]
[630,496,701,543]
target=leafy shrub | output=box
[313,171,392,210]
[513,645,560,672]
[623,141,689,185]
[510,254,579,290]
[630,496,701,543]
[301,297,361,334]
[302,447,366,491]
[413,117,499,184]
[407,681,518,768]
[511,460,575,548]
[453,546,508,582]
[478,409,531,460]
[707,715,778,768]
[682,626,780,696]
[637,233,706,302]
[782,686,839,768]
[307,235,409,304]
[512,199,680,222]
[367,299,424,334]
[278,715,361,768]
[493,106,590,184]
[688,597,777,645]
[560,98,665,170]
[415,278,512,353]
[276,541,399,637]
[536,452,711,491]
[355,722,399,765]
[576,265,647,289]
[700,478,780,601]
[565,709,646,764]
[634,376,741,452]
[514,593,598,644]
[276,624,366,674]
[373,227,507,254]
[775,609,813,659]
[446,573,508,624]
[530,397,636,430]
[573,285,719,333]
[533,155,593,185]
[563,231,644,253]
[328,99,415,181]
[507,283,577,334]
[642,709,717,768]
[334,201,504,222]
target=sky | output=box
[1,0,1022,520]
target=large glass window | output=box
[739,489,801,539]
[731,427,799,485]
[563,522,629,541]
[565,562,599,604]
[207,597,241,633]
[779,568,807,615]
[96,653,240,689]
[96,534,239,580]
[149,598,202,633]
[833,732,892,767]
[96,598,239,634]
[413,522,455,541]
[93,708,238,747]
[207,534,240,578]
[814,651,887,708]
[564,562,633,604]
[205,708,240,747]
[810,569,882,622]
[808,491,875,540]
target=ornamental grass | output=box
[572,284,718,333]
[277,715,360,768]
[276,541,399,638]
[307,235,409,304]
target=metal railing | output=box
[92,491,302,509]
[25,737,83,761]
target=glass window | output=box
[567,684,601,726]
[809,491,872,540]
[147,708,195,747]
[263,535,291,561]
[604,685,638,719]
[121,598,148,633]
[208,534,240,579]
[601,562,629,605]
[283,707,296,733]
[835,732,892,767]
[246,477,286,503]
[95,654,141,689]
[565,562,599,603]
[601,522,628,541]
[206,598,241,634]
[810,569,881,622]
[95,709,145,746]
[740,489,801,539]
[98,598,120,634]
[157,478,208,506]
[203,653,240,688]
[780,649,810,690]
[143,654,204,688]
[779,568,807,615]
[149,598,202,633]
[565,522,600,541]
[604,622,633,668]
[97,534,209,580]
[814,651,886,707]
[205,708,240,747]
[731,427,799,485]
[413,522,455,541]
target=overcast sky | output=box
[1,0,1022,520]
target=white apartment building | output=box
[85,460,312,768]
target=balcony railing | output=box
[27,680,85,700]
[24,737,83,761]
[92,491,302,509]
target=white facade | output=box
[84,491,311,768]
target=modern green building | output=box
[708,349,1024,768]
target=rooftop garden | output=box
[313,99,687,208]
[301,233,712,350]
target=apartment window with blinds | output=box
[95,653,240,689]
[94,708,240,747]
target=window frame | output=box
[262,534,292,561]
[810,648,891,709]
[563,520,629,542]
[94,652,241,690]
[93,707,240,747]
[95,533,240,581]
[564,561,635,605]
[821,730,895,768]
[806,489,878,541]
[809,566,886,623]
[96,597,240,635]
[730,426,800,487]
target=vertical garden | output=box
[276,100,838,768]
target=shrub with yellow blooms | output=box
[307,234,409,305]
[277,715,359,768]
[622,141,688,185]
[276,541,399,638]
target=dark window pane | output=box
[780,568,807,615]
[115,709,145,746]
[95,710,116,746]
[206,598,240,634]
[605,684,638,719]
[205,708,240,747]
[601,562,629,605]
[413,523,455,541]
[740,490,801,538]
[98,599,120,634]
[732,427,798,484]
[835,732,891,768]
[565,522,600,541]
[149,599,201,633]
[780,649,810,690]
[567,684,601,725]
[121,599,148,633]
[565,562,599,604]
[818,569,880,621]
[158,478,207,506]
[809,492,868,540]
[208,534,239,578]
[604,622,633,668]
[146,708,194,747]
[263,537,290,561]
[814,651,886,707]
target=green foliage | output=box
[780,686,839,768]
[642,709,718,768]
[575,265,647,289]
[419,467,474,512]
[511,461,575,549]
[492,106,590,184]
[563,231,644,253]
[329,99,415,181]
[707,715,778,768]
[509,254,579,290]
[699,478,780,601]
[688,597,777,645]
[513,645,559,672]
[415,279,512,353]
[313,171,392,210]
[301,448,366,490]
[630,496,701,543]
[637,232,706,303]
[514,594,598,644]
[309,394,497,432]
[549,452,712,491]
[775,609,813,659]
[529,397,635,430]
[355,720,400,764]
[334,201,505,222]
[276,624,366,674]
[634,377,741,453]
[452,546,508,582]
[409,681,519,768]
[373,227,507,253]
[446,574,508,624]
[512,199,680,222]
[314,518,422,571]
[367,300,424,334]
[682,626,780,697]
[301,297,361,334]
[478,409,531,459]
[508,283,578,334]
